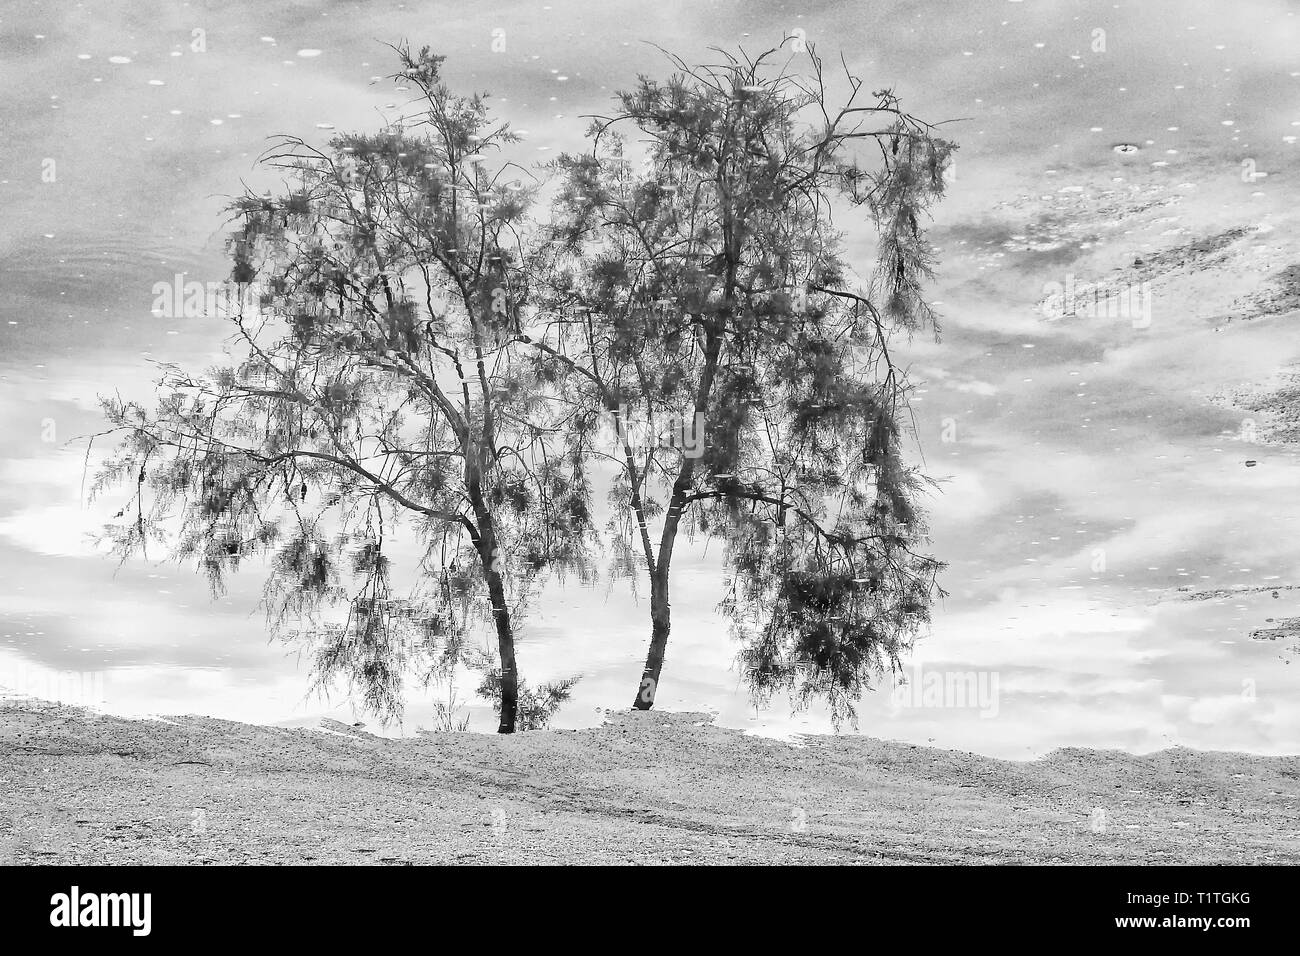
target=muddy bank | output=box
[1,700,1297,865]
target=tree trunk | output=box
[630,325,722,711]
[470,486,518,734]
[486,564,519,733]
[632,570,670,710]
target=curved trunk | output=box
[633,570,670,710]
[630,325,723,711]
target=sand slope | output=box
[1,701,1297,865]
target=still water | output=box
[2,0,1299,757]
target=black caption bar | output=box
[0,864,1281,943]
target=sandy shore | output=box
[1,700,1297,865]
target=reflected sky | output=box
[1,0,1298,757]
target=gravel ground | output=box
[1,700,1297,865]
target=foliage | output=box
[92,39,951,731]
[475,668,580,731]
[93,44,589,731]
[535,40,953,724]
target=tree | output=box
[92,46,592,733]
[536,42,952,723]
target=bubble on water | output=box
[209,118,224,125]
[1089,127,1103,132]
[297,49,322,58]
[1221,120,1234,126]
[148,79,164,86]
[315,123,335,129]
[260,37,276,43]
[109,56,132,64]
[77,54,91,60]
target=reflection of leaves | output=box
[722,489,945,729]
[274,534,337,598]
[476,667,580,731]
[90,47,607,734]
[542,45,951,727]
